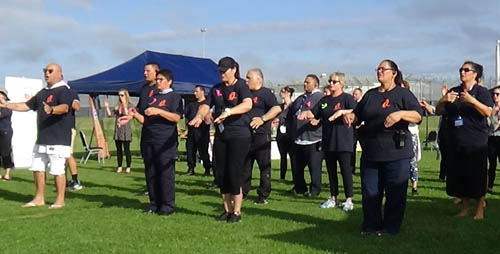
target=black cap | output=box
[217,56,237,73]
[0,89,9,101]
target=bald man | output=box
[0,63,73,209]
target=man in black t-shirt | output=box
[184,85,212,176]
[242,69,281,204]
[0,63,72,209]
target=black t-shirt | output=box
[185,100,209,133]
[354,85,422,161]
[443,84,493,147]
[311,93,356,152]
[141,91,184,145]
[137,83,158,115]
[204,79,252,138]
[0,108,12,132]
[26,85,73,146]
[248,87,278,135]
[69,89,80,129]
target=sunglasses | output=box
[328,80,341,84]
[459,68,475,73]
[376,67,394,72]
[43,68,54,74]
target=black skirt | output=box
[446,144,488,198]
[0,130,13,156]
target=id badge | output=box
[218,123,225,133]
[454,116,463,127]
[279,125,287,134]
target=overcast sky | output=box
[1,0,499,85]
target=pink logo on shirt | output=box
[149,98,157,105]
[215,90,222,97]
[305,101,311,108]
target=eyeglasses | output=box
[155,78,165,83]
[328,80,341,84]
[459,68,475,73]
[376,67,393,72]
[43,68,54,74]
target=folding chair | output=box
[79,130,104,164]
[422,130,440,159]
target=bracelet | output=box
[260,116,265,122]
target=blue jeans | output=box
[360,158,410,234]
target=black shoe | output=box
[304,191,319,197]
[254,197,268,205]
[207,183,219,189]
[142,208,155,214]
[203,170,211,177]
[227,212,241,223]
[412,188,418,196]
[157,210,174,216]
[376,230,397,236]
[216,211,230,222]
[286,188,304,195]
[186,168,195,176]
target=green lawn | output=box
[0,116,499,253]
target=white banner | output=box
[5,76,43,168]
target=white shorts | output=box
[30,145,71,176]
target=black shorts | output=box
[214,136,251,195]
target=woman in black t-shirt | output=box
[0,90,13,180]
[299,72,356,211]
[189,57,252,223]
[436,61,493,220]
[344,60,422,235]
[274,86,295,181]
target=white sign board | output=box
[5,76,43,168]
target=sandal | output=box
[116,167,123,174]
[125,168,131,174]
[48,203,65,209]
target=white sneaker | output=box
[320,199,339,208]
[342,200,354,211]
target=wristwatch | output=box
[224,107,231,116]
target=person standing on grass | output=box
[189,56,252,223]
[242,68,281,204]
[0,63,73,209]
[104,89,134,174]
[287,74,323,197]
[131,69,183,216]
[299,72,356,211]
[351,88,363,175]
[134,62,160,195]
[184,85,212,177]
[487,86,500,194]
[66,88,83,190]
[344,60,422,235]
[0,89,13,181]
[274,86,295,182]
[436,61,492,220]
[401,81,421,196]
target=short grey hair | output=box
[248,68,264,83]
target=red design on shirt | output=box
[215,89,222,97]
[381,98,391,108]
[158,100,166,107]
[148,90,154,97]
[334,102,341,110]
[253,96,259,104]
[46,95,54,103]
[305,101,311,108]
[228,91,237,101]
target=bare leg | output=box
[53,174,66,206]
[223,194,233,212]
[233,188,243,214]
[28,171,46,205]
[473,196,485,220]
[457,197,469,217]
[66,156,77,175]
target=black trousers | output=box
[141,142,177,213]
[324,151,353,198]
[213,136,251,195]
[361,158,410,234]
[293,142,323,194]
[186,129,211,171]
[115,140,131,167]
[487,136,500,189]
[242,134,272,199]
[276,133,293,180]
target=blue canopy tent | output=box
[68,50,221,96]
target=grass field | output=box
[0,116,499,253]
